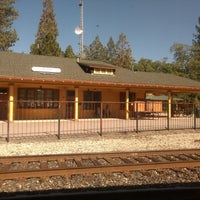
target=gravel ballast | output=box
[1,129,200,194]
[0,129,200,156]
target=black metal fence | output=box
[0,100,199,141]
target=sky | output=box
[11,0,200,63]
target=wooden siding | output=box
[0,81,173,120]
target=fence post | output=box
[57,102,61,139]
[167,102,170,130]
[100,102,103,136]
[136,102,139,133]
[194,103,196,129]
[7,120,10,142]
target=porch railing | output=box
[0,100,199,141]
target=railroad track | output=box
[0,149,200,181]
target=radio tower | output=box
[79,0,83,58]
[75,0,84,58]
[74,0,83,58]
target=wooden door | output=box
[0,88,8,120]
[66,90,75,119]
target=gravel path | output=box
[0,129,200,156]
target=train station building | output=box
[0,51,200,122]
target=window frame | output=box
[18,88,59,109]
[83,91,101,110]
[120,92,136,110]
[93,68,115,75]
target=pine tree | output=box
[114,33,134,69]
[106,37,116,64]
[190,16,200,81]
[64,45,76,58]
[84,35,106,60]
[31,32,61,56]
[30,0,61,56]
[193,17,200,46]
[0,0,18,51]
[170,43,192,76]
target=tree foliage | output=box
[30,32,61,56]
[193,17,200,46]
[169,17,200,81]
[106,37,116,63]
[170,43,192,76]
[36,0,58,40]
[113,33,134,69]
[134,58,154,72]
[168,17,200,102]
[190,16,200,81]
[134,59,174,74]
[0,0,18,51]
[84,35,106,61]
[64,45,76,58]
[84,33,134,69]
[30,0,61,56]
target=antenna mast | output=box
[79,0,83,58]
[75,0,84,58]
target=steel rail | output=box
[1,149,200,162]
[0,160,200,180]
[0,149,200,181]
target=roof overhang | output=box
[0,75,200,93]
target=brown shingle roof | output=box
[0,52,200,92]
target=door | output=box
[66,90,75,119]
[0,88,8,120]
[94,91,101,117]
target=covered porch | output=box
[3,81,199,122]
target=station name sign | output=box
[32,66,61,73]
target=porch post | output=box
[126,90,129,119]
[75,87,79,120]
[9,84,14,122]
[168,91,172,118]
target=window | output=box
[120,92,126,110]
[93,68,115,75]
[83,91,101,110]
[120,92,136,110]
[129,92,136,102]
[67,90,75,101]
[18,88,59,108]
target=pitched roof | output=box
[0,52,200,92]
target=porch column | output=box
[75,87,79,120]
[9,85,14,122]
[126,90,129,119]
[168,91,172,118]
